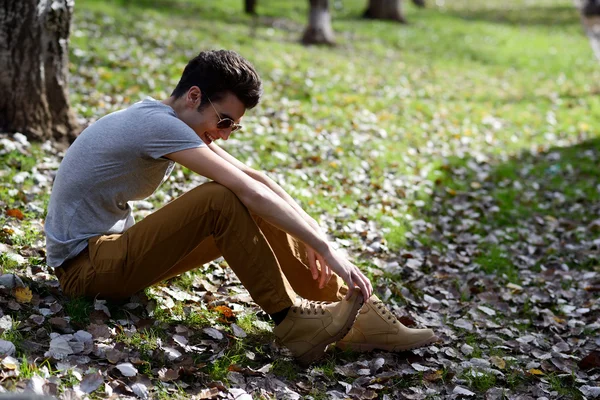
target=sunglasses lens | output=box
[216,119,233,129]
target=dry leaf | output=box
[5,208,24,220]
[213,305,234,319]
[490,356,506,369]
[0,340,16,357]
[579,351,600,370]
[527,368,544,375]
[14,286,33,303]
[203,327,224,340]
[116,363,137,377]
[423,370,444,382]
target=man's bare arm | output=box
[207,142,333,287]
[165,146,373,300]
[207,142,322,233]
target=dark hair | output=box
[171,50,262,109]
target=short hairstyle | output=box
[171,50,262,109]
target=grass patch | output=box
[0,317,24,355]
[462,368,497,392]
[64,297,94,326]
[546,373,583,400]
[475,245,521,283]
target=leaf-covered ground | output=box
[1,0,600,398]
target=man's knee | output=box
[194,182,245,212]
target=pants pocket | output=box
[85,234,131,300]
[57,248,95,298]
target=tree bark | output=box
[578,0,600,62]
[301,0,336,45]
[0,0,78,143]
[363,0,406,23]
[244,0,257,15]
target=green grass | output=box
[0,317,23,355]
[475,245,521,283]
[64,297,94,326]
[461,368,497,392]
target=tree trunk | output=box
[244,0,257,15]
[579,0,600,62]
[363,0,406,23]
[0,0,78,144]
[582,0,600,16]
[301,0,336,45]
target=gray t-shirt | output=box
[45,98,205,267]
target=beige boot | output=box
[336,295,438,352]
[273,288,364,366]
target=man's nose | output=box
[219,129,232,140]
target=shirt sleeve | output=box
[140,112,206,160]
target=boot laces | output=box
[373,300,397,323]
[292,299,329,315]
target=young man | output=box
[45,50,437,365]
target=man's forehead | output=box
[217,92,246,121]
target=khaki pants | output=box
[55,182,346,314]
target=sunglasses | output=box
[207,97,242,132]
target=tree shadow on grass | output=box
[369,137,599,396]
[383,137,600,292]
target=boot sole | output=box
[337,334,440,353]
[296,290,365,367]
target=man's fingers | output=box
[307,248,318,279]
[351,269,372,301]
[317,254,330,289]
[356,270,372,299]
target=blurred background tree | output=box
[0,0,78,144]
[579,0,600,61]
[246,0,426,45]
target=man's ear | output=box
[187,86,202,108]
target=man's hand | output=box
[319,246,373,302]
[307,246,333,289]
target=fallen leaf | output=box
[579,351,600,370]
[411,363,430,372]
[5,209,24,220]
[527,369,544,376]
[94,299,111,317]
[423,370,444,382]
[0,274,25,289]
[131,382,149,399]
[579,385,600,398]
[14,286,32,303]
[116,362,137,377]
[158,367,180,382]
[231,323,247,338]
[453,386,475,396]
[203,327,224,340]
[213,305,234,319]
[198,387,220,399]
[0,340,16,356]
[490,356,506,369]
[80,371,103,394]
[26,375,45,395]
[1,355,18,370]
[45,336,73,360]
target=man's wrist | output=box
[313,238,331,257]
